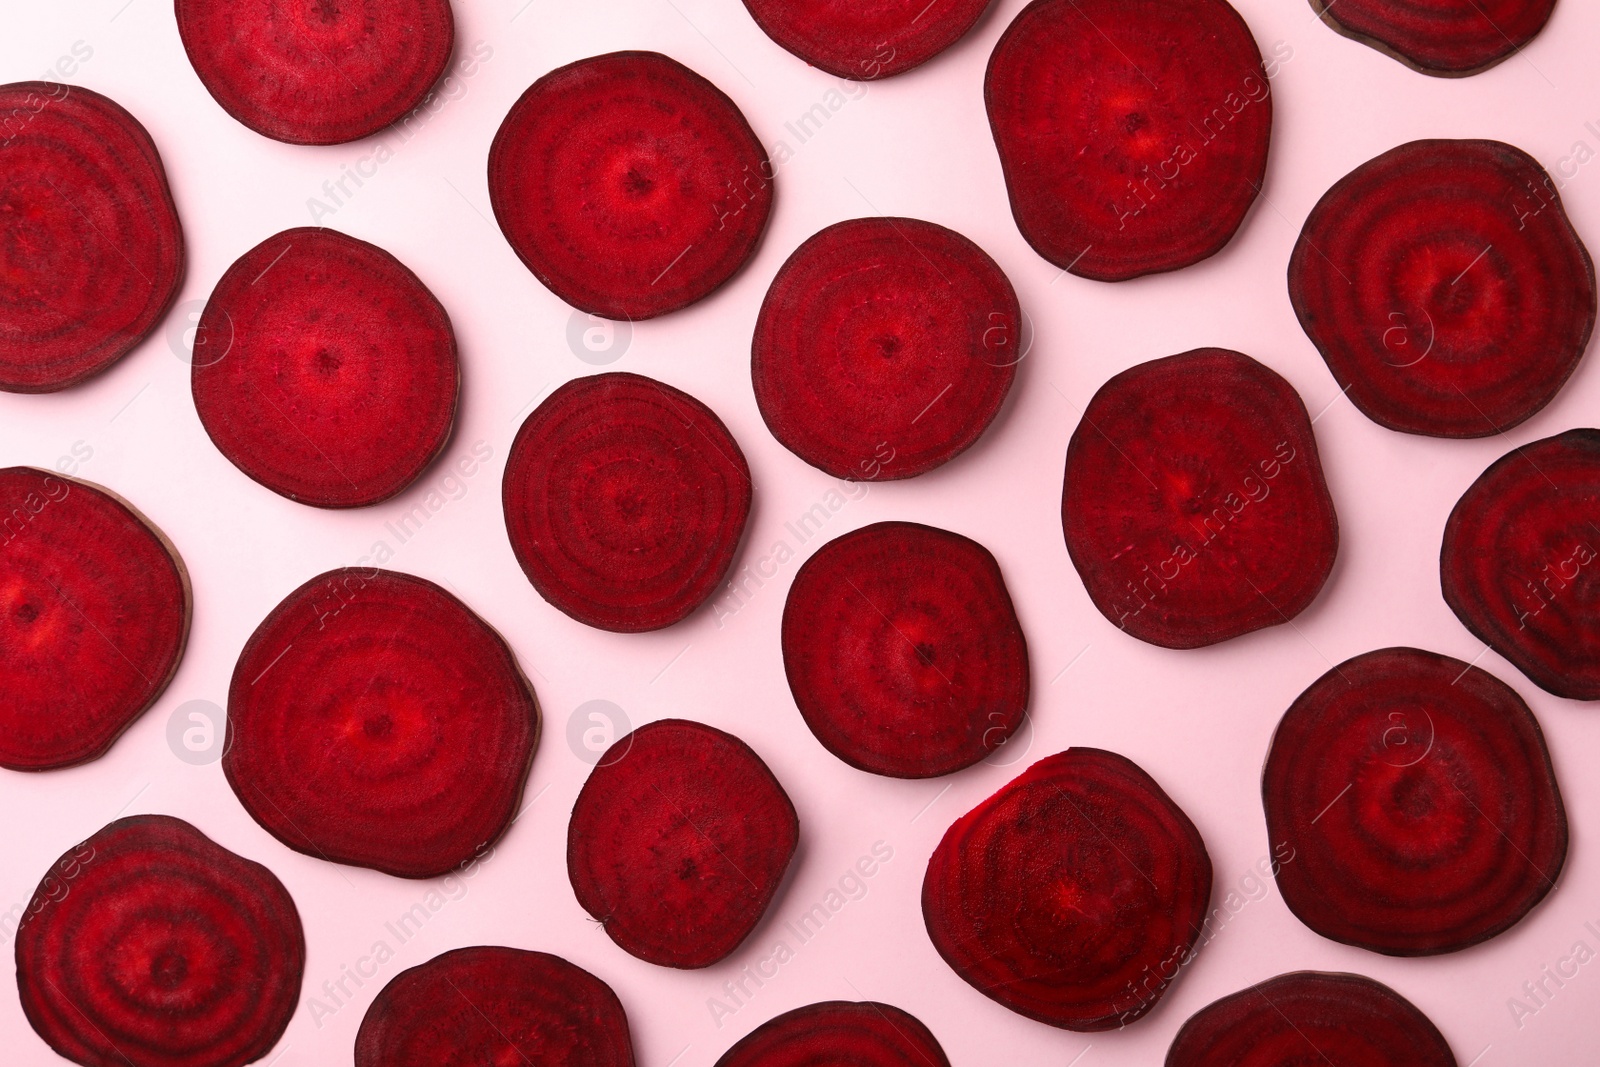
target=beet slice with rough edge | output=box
[503,372,752,632]
[1310,0,1555,77]
[224,568,539,879]
[985,0,1271,282]
[781,521,1029,778]
[488,51,772,320]
[0,468,190,771]
[922,747,1212,1031]
[740,0,994,79]
[17,815,304,1067]
[1062,349,1338,649]
[715,1001,952,1067]
[1290,140,1596,438]
[753,218,1021,480]
[568,719,799,968]
[0,83,183,393]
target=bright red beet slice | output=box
[1311,0,1555,76]
[740,0,994,79]
[0,83,182,393]
[1290,140,1596,438]
[922,747,1212,1031]
[17,815,304,1067]
[568,719,798,968]
[753,218,1020,480]
[225,568,540,878]
[715,1001,951,1067]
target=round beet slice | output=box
[741,0,994,79]
[1311,0,1555,76]
[715,1001,952,1067]
[1290,140,1596,438]
[17,815,304,1067]
[225,568,540,879]
[753,218,1021,480]
[922,747,1213,1031]
[985,0,1271,282]
[0,83,183,393]
[568,719,799,968]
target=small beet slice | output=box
[568,719,799,968]
[753,218,1021,480]
[488,52,772,320]
[715,1001,952,1067]
[922,747,1212,1031]
[1311,0,1555,77]
[1290,140,1596,438]
[225,568,539,879]
[740,0,994,79]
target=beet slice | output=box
[0,83,183,393]
[224,568,539,879]
[16,814,304,1067]
[488,51,772,320]
[1311,0,1556,76]
[985,0,1271,282]
[922,747,1212,1031]
[503,372,752,632]
[752,218,1021,480]
[740,0,994,79]
[568,719,799,968]
[1061,349,1338,649]
[1290,140,1596,438]
[715,1001,952,1067]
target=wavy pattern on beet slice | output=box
[225,568,539,878]
[715,1001,952,1067]
[1290,140,1595,438]
[1310,0,1555,77]
[740,0,994,79]
[16,815,303,1067]
[923,747,1212,1031]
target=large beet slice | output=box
[922,747,1212,1031]
[0,83,183,393]
[16,815,304,1067]
[1311,0,1556,77]
[225,568,539,878]
[1290,140,1596,438]
[568,719,798,968]
[715,1001,952,1067]
[740,0,994,79]
[489,52,772,320]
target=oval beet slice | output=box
[922,747,1212,1031]
[753,218,1021,480]
[489,51,772,320]
[225,568,539,879]
[0,83,183,393]
[715,1001,952,1067]
[1290,140,1596,438]
[1311,0,1555,76]
[741,0,993,79]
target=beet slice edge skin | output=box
[714,1000,953,1067]
[1309,0,1556,77]
[739,0,996,80]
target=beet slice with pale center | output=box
[568,719,798,968]
[224,568,540,879]
[922,747,1212,1031]
[1290,140,1596,438]
[1311,0,1556,77]
[715,1001,952,1067]
[740,0,994,79]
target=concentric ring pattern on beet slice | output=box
[16,815,304,1067]
[568,719,798,968]
[1264,647,1566,955]
[753,218,1021,480]
[225,568,540,879]
[985,0,1271,281]
[0,83,183,393]
[1310,0,1555,77]
[715,1001,952,1067]
[488,51,772,320]
[740,0,994,79]
[1290,139,1596,438]
[922,747,1212,1031]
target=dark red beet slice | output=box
[985,0,1271,281]
[753,218,1020,480]
[503,372,752,632]
[16,815,304,1067]
[488,51,772,320]
[715,1001,952,1067]
[568,719,798,968]
[1061,349,1338,649]
[0,83,183,393]
[922,747,1212,1031]
[1311,0,1555,76]
[740,0,994,79]
[1290,140,1596,438]
[225,568,539,878]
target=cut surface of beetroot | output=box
[503,372,752,632]
[1264,647,1566,955]
[16,815,304,1067]
[715,1001,952,1067]
[781,521,1029,777]
[1062,349,1338,649]
[1290,140,1595,437]
[740,0,994,79]
[753,218,1020,480]
[985,0,1271,281]
[568,719,798,968]
[1311,0,1555,76]
[922,747,1212,1031]
[488,51,772,319]
[0,83,183,393]
[225,568,539,878]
